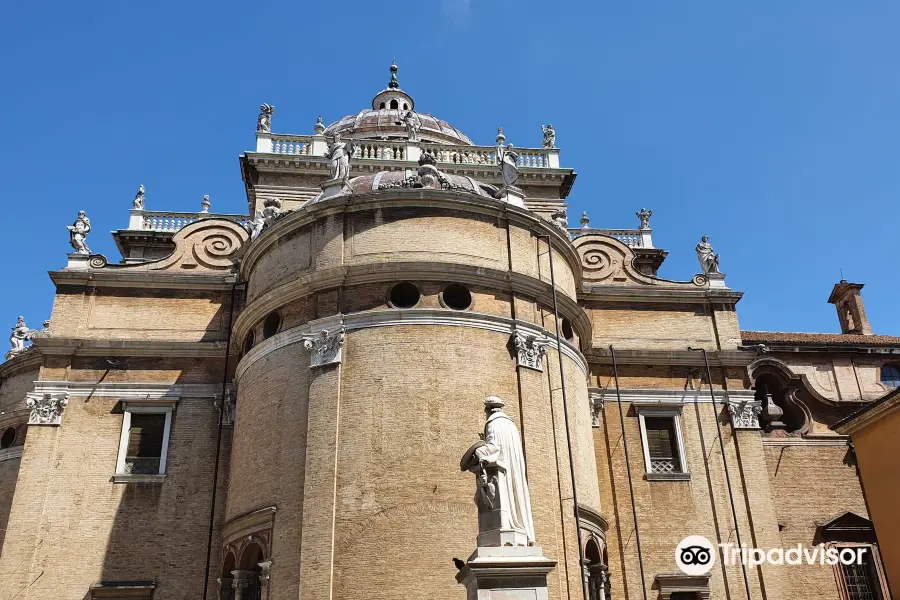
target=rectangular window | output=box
[125,414,166,474]
[644,417,681,474]
[114,403,174,480]
[637,407,689,479]
[840,547,882,600]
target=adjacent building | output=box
[0,64,897,600]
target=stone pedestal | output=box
[456,546,556,600]
[65,253,91,270]
[317,178,351,203]
[496,185,526,208]
[706,272,728,289]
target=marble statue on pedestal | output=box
[257,104,274,133]
[497,144,520,188]
[460,396,535,546]
[637,208,652,230]
[695,235,720,275]
[67,211,91,254]
[133,185,145,210]
[325,133,353,182]
[541,124,555,149]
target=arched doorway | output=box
[218,551,236,600]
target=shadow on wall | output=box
[94,364,232,600]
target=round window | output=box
[442,284,472,311]
[0,427,15,449]
[561,318,574,341]
[262,311,281,340]
[389,282,421,308]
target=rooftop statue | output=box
[132,185,145,210]
[696,235,720,275]
[257,104,274,133]
[636,208,652,230]
[325,133,354,182]
[460,396,536,547]
[7,316,30,359]
[67,211,91,255]
[314,115,325,135]
[496,129,520,188]
[249,197,284,241]
[402,110,422,141]
[551,208,568,232]
[541,124,555,149]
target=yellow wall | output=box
[850,405,900,594]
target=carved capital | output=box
[215,384,236,426]
[303,328,344,368]
[727,401,762,430]
[512,331,549,372]
[26,392,69,426]
[589,392,604,427]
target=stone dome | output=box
[322,61,473,146]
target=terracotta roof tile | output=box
[741,330,900,347]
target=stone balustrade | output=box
[128,210,248,232]
[353,140,406,161]
[571,228,654,249]
[254,132,561,169]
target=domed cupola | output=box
[322,61,473,145]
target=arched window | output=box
[390,99,399,110]
[881,365,900,388]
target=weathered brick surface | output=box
[0,384,227,600]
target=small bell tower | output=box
[828,280,873,335]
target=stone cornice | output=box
[579,284,744,305]
[588,386,755,405]
[0,446,24,463]
[760,436,851,447]
[584,347,754,367]
[32,380,221,399]
[233,262,591,347]
[49,269,237,290]
[32,337,228,358]
[239,190,580,283]
[0,350,42,379]
[236,310,588,383]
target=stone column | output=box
[231,570,256,600]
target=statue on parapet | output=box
[7,316,30,359]
[132,185,145,210]
[636,208,652,230]
[551,208,568,232]
[325,133,354,182]
[249,197,284,241]
[403,111,422,142]
[696,235,720,275]
[495,128,520,188]
[67,211,91,254]
[541,124,555,149]
[257,104,274,133]
[460,396,536,547]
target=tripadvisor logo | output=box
[676,536,716,575]
[676,535,869,574]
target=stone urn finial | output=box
[314,115,325,135]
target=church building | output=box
[0,63,897,600]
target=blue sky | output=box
[1,0,898,339]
